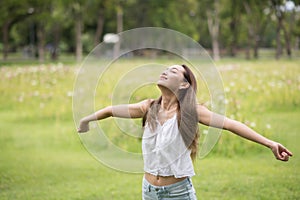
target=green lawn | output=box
[0,59,299,199]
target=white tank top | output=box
[142,114,195,178]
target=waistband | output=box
[143,175,192,192]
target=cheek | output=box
[169,75,183,85]
[167,77,182,89]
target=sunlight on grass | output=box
[0,59,299,199]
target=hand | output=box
[270,142,293,161]
[77,119,90,133]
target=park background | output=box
[1,0,300,199]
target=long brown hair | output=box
[142,64,199,161]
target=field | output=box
[0,58,299,199]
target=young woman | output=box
[78,64,292,199]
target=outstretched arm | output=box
[197,104,293,161]
[77,99,153,133]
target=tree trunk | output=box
[51,23,60,60]
[253,36,259,59]
[37,24,45,62]
[206,1,220,61]
[75,15,82,62]
[94,8,105,47]
[114,5,123,59]
[245,22,251,60]
[1,11,32,60]
[271,0,284,60]
[282,23,292,58]
[2,22,10,60]
[212,37,220,61]
[229,0,240,57]
[275,17,283,59]
[229,20,237,57]
[295,36,299,52]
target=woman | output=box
[78,64,292,199]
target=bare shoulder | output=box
[138,99,155,114]
[196,103,210,113]
[196,103,211,122]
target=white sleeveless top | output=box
[142,114,195,178]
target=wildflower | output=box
[250,122,256,127]
[266,124,271,129]
[225,87,230,93]
[31,80,38,86]
[18,95,24,102]
[67,91,73,97]
[33,91,39,96]
[268,82,276,87]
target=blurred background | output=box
[1,0,300,63]
[1,0,300,199]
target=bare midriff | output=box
[144,172,187,186]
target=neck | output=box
[160,88,178,111]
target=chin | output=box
[157,82,173,92]
[157,80,166,87]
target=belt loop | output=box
[148,185,151,192]
[187,177,192,185]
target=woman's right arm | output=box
[77,99,153,133]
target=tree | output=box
[206,0,221,61]
[243,1,269,59]
[270,0,293,59]
[226,0,243,57]
[0,0,34,60]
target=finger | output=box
[281,152,287,157]
[281,152,289,161]
[278,144,293,157]
[273,147,282,160]
[277,152,290,161]
[284,148,293,157]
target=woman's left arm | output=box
[197,104,293,161]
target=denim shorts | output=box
[142,176,197,200]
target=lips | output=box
[159,75,167,80]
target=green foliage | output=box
[2,0,300,60]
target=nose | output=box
[162,70,167,76]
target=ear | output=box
[179,81,190,89]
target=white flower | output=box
[250,122,256,127]
[33,91,39,96]
[18,96,24,102]
[266,124,271,129]
[31,80,38,86]
[225,87,230,92]
[67,91,73,97]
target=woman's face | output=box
[157,65,186,92]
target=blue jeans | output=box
[142,176,197,200]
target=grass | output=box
[0,58,299,199]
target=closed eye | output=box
[168,67,179,73]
